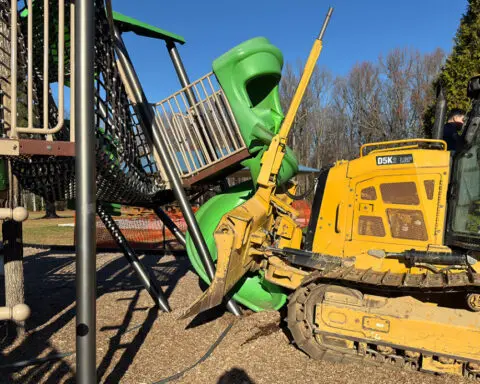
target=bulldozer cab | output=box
[447,76,480,250]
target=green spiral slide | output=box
[186,38,299,312]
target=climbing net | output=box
[3,0,164,205]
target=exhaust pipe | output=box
[432,83,447,139]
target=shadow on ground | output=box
[217,367,255,383]
[0,245,189,383]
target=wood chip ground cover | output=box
[0,248,470,383]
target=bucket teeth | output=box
[184,193,272,318]
[179,278,227,319]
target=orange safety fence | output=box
[95,207,197,250]
[95,201,311,251]
[292,200,312,228]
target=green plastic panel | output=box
[212,37,298,185]
[185,181,287,312]
[113,11,185,44]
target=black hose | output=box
[285,178,317,200]
[0,320,235,378]
[152,320,235,384]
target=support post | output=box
[153,207,186,247]
[166,41,197,105]
[113,29,242,317]
[2,219,24,334]
[432,84,447,140]
[97,204,170,312]
[3,162,25,338]
[75,0,96,382]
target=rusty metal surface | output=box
[17,139,75,156]
[0,139,75,157]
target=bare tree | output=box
[279,46,446,182]
[379,48,445,139]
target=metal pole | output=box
[113,30,242,317]
[318,7,333,40]
[166,40,216,161]
[432,84,447,140]
[166,41,197,105]
[153,207,186,247]
[97,204,170,312]
[75,0,96,382]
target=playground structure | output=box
[0,0,328,381]
[8,1,479,381]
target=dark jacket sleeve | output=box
[443,122,464,151]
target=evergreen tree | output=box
[428,0,480,133]
[442,0,480,111]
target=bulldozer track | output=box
[310,264,480,293]
[287,269,480,380]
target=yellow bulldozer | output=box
[184,8,480,379]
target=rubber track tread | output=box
[287,275,480,380]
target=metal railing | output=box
[153,72,246,178]
[360,139,447,157]
[9,0,69,139]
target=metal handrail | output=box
[360,139,447,157]
[10,0,67,138]
[153,72,246,178]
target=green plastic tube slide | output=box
[185,181,287,312]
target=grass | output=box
[23,210,75,246]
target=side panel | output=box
[305,166,330,250]
[344,149,450,258]
[311,161,350,256]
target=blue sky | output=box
[113,0,468,103]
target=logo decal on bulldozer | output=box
[376,154,413,166]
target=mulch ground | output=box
[0,247,469,383]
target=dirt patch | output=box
[0,248,470,383]
[240,321,280,346]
